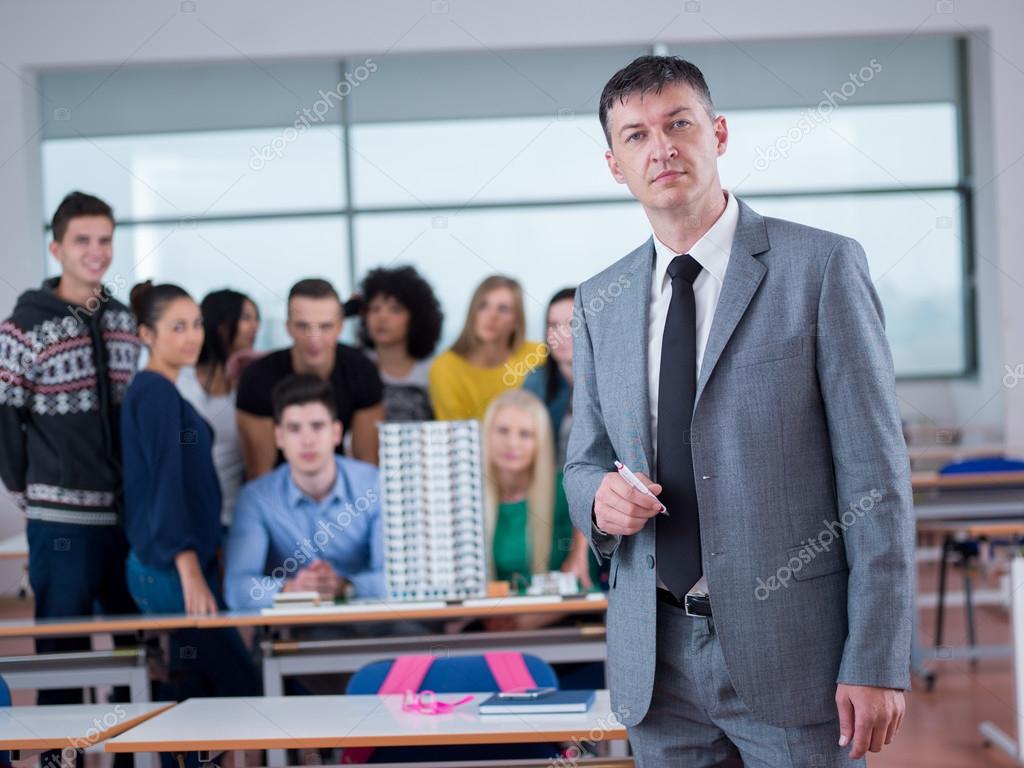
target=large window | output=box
[42,126,348,349]
[39,37,972,377]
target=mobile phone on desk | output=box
[497,687,556,699]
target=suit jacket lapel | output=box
[619,239,655,474]
[695,199,770,405]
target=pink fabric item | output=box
[483,651,538,692]
[342,656,436,764]
[342,653,537,764]
[377,654,435,694]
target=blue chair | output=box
[0,675,10,767]
[345,654,560,764]
[938,457,1024,475]
[933,458,1024,653]
[347,653,557,694]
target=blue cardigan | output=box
[121,371,221,570]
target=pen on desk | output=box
[614,460,668,515]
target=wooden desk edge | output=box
[106,725,628,752]
[0,702,175,751]
[0,597,608,638]
[197,598,608,629]
[0,616,198,638]
[912,470,1024,491]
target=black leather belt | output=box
[657,588,712,618]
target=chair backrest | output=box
[342,654,561,764]
[0,675,10,767]
[346,653,557,695]
[939,457,1024,475]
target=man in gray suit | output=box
[564,55,914,766]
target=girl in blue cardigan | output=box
[122,281,258,701]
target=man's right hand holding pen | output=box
[592,461,666,536]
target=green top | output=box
[491,474,599,589]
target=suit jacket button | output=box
[646,554,655,568]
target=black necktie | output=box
[656,254,703,599]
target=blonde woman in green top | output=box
[480,391,592,632]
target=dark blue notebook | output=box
[478,689,596,714]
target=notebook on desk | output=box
[478,689,595,715]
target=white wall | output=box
[1,0,1023,546]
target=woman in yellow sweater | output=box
[428,275,546,420]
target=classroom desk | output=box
[105,691,626,755]
[917,519,1024,538]
[0,647,151,704]
[912,470,1024,492]
[914,489,1024,523]
[0,701,173,768]
[0,593,608,638]
[0,593,610,731]
[918,517,1024,656]
[910,491,1024,689]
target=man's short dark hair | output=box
[598,55,715,147]
[51,191,115,243]
[288,278,340,306]
[271,374,338,424]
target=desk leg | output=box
[910,613,936,691]
[262,654,287,768]
[978,555,1024,763]
[17,564,28,600]
[129,666,150,704]
[262,655,284,697]
[935,535,951,648]
[127,657,156,768]
[964,568,978,666]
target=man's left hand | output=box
[836,683,905,759]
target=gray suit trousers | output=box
[628,600,867,768]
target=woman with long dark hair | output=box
[122,281,260,702]
[177,289,260,529]
[524,287,575,467]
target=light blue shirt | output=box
[224,455,385,609]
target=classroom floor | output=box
[0,557,1018,768]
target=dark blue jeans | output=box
[26,520,138,697]
[27,520,139,768]
[125,551,260,700]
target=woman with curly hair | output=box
[358,266,443,421]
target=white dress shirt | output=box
[647,190,739,594]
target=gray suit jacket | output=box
[564,197,914,729]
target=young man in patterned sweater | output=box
[0,191,141,708]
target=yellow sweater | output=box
[428,341,547,421]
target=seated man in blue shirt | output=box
[225,373,385,610]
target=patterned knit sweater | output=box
[0,277,140,525]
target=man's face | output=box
[604,82,728,215]
[286,297,343,368]
[274,402,341,476]
[49,216,114,289]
